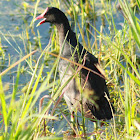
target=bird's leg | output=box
[71,111,75,129]
[70,110,80,135]
[70,111,76,135]
[74,109,80,131]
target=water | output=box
[0,0,50,94]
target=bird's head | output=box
[34,7,68,27]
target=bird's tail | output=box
[87,95,115,120]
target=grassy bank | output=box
[0,0,140,139]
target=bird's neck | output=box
[55,23,71,47]
[55,22,78,56]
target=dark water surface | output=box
[0,0,50,91]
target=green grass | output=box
[0,0,140,139]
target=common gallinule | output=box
[34,7,114,122]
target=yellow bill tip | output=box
[36,22,41,27]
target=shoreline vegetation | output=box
[0,0,140,139]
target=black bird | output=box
[35,7,114,122]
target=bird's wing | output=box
[85,52,106,77]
